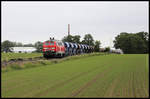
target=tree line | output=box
[113,31,149,54]
[1,31,149,54]
[1,34,101,53]
[62,34,101,52]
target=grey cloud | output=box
[2,1,148,47]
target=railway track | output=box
[1,53,108,68]
[1,56,62,68]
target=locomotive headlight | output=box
[51,47,55,49]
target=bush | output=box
[51,60,58,64]
[24,62,38,68]
[104,47,110,52]
[10,64,24,70]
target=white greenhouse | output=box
[10,47,37,53]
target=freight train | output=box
[42,38,94,58]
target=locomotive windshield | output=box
[45,42,54,45]
[50,42,54,45]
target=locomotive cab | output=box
[43,39,65,58]
[43,40,56,57]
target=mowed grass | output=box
[1,53,42,61]
[1,54,149,98]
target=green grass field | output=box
[1,53,42,61]
[1,54,149,98]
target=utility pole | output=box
[68,24,70,36]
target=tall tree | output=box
[113,32,149,54]
[81,34,94,46]
[136,31,149,53]
[62,35,81,43]
[104,47,110,52]
[72,35,81,43]
[2,40,15,52]
[62,35,74,42]
[94,40,101,52]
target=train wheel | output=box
[59,54,62,58]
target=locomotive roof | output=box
[44,40,63,42]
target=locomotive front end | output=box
[43,40,56,58]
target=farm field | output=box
[1,54,149,98]
[1,53,42,61]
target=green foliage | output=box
[1,40,35,52]
[73,35,81,43]
[81,34,94,46]
[62,35,81,43]
[136,32,149,53]
[62,33,102,53]
[104,47,110,52]
[24,62,38,68]
[10,64,24,70]
[62,35,73,42]
[1,40,14,52]
[51,60,58,64]
[113,31,149,54]
[94,40,101,52]
[62,34,96,47]
[34,41,43,52]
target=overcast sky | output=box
[1,1,149,47]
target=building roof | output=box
[11,47,36,52]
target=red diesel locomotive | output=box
[43,37,95,58]
[43,38,65,58]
